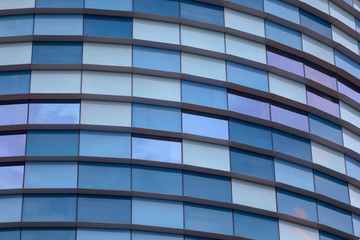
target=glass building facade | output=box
[0,0,359,239]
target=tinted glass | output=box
[317,201,353,234]
[335,50,360,80]
[309,114,342,144]
[346,155,360,181]
[227,0,263,10]
[314,171,349,203]
[0,71,30,95]
[300,10,332,38]
[132,165,182,195]
[267,48,304,76]
[0,165,23,189]
[304,64,337,90]
[0,15,33,37]
[133,231,182,240]
[34,15,83,35]
[29,103,79,124]
[0,104,28,125]
[84,15,132,38]
[264,0,299,23]
[134,0,179,17]
[77,229,130,240]
[338,81,360,104]
[32,42,82,64]
[307,91,340,117]
[320,231,346,240]
[180,0,224,26]
[228,93,270,120]
[0,134,26,157]
[0,195,22,222]
[0,229,20,240]
[271,105,309,131]
[79,162,131,190]
[184,171,231,202]
[265,21,302,50]
[85,0,132,10]
[36,0,84,7]
[22,229,75,240]
[132,137,182,163]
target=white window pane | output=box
[350,184,360,209]
[340,101,360,128]
[311,142,345,174]
[330,2,355,29]
[224,8,265,37]
[31,70,81,93]
[0,0,34,9]
[133,19,179,44]
[83,42,132,66]
[343,128,360,154]
[279,220,319,240]
[302,34,334,64]
[0,42,32,65]
[299,0,329,13]
[269,73,307,104]
[332,26,358,54]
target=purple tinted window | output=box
[0,165,23,189]
[304,65,337,90]
[0,134,26,157]
[271,105,309,132]
[338,81,360,104]
[0,104,28,125]
[267,49,304,76]
[307,91,340,117]
[228,93,270,120]
[29,103,80,124]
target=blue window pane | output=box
[353,214,360,237]
[318,201,353,234]
[79,162,131,190]
[275,158,314,191]
[277,189,317,222]
[32,42,82,64]
[264,0,299,23]
[228,93,270,120]
[0,71,30,95]
[0,134,26,157]
[229,119,272,149]
[24,162,78,188]
[77,229,130,240]
[184,171,231,202]
[231,148,274,180]
[29,103,79,124]
[0,195,22,222]
[78,195,131,223]
[273,130,312,161]
[22,229,75,240]
[314,171,349,203]
[133,231,182,240]
[226,62,268,92]
[183,113,229,140]
[185,203,233,235]
[26,130,79,156]
[234,211,279,240]
[84,15,132,38]
[133,46,180,72]
[227,0,263,10]
[85,0,132,10]
[320,231,346,240]
[346,155,360,181]
[0,15,33,37]
[300,10,332,38]
[309,114,343,145]
[36,0,84,7]
[266,21,302,50]
[132,198,183,228]
[0,229,20,240]
[185,237,214,240]
[271,105,309,131]
[357,19,360,33]
[0,103,28,125]
[132,137,182,163]
[335,50,360,79]
[0,165,23,189]
[133,103,181,132]
[23,195,77,221]
[267,48,304,76]
[134,0,179,17]
[182,80,227,109]
[80,131,131,158]
[181,0,223,26]
[132,165,182,195]
[34,15,83,35]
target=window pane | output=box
[335,50,360,79]
[82,71,131,96]
[79,162,130,190]
[34,15,82,35]
[77,229,130,240]
[226,34,267,63]
[279,220,319,240]
[342,128,360,154]
[180,0,224,26]
[311,142,345,174]
[300,10,331,38]
[83,42,132,66]
[0,71,30,95]
[346,155,360,181]
[273,130,312,161]
[353,214,360,237]
[133,46,180,72]
[320,231,346,240]
[29,103,79,124]
[84,15,132,38]
[36,0,84,7]
[264,0,299,23]
[0,104,28,125]
[267,48,304,76]
[0,15,33,37]
[32,42,82,64]
[85,0,132,10]
[302,35,334,64]
[304,64,337,90]
[338,80,360,104]
[232,179,276,211]
[185,203,233,235]
[0,165,23,189]
[132,198,183,228]
[0,42,32,65]
[78,195,131,223]
[182,80,227,109]
[269,73,306,104]
[340,101,360,128]
[183,139,230,171]
[309,114,342,144]
[275,158,314,191]
[226,61,268,92]
[234,211,279,240]
[277,189,317,222]
[317,201,353,234]
[228,93,270,120]
[225,8,265,37]
[134,0,179,17]
[23,195,77,221]
[132,165,182,195]
[265,21,302,50]
[133,231,182,240]
[79,131,131,158]
[228,0,263,10]
[349,184,360,208]
[307,91,340,118]
[271,105,309,131]
[0,195,22,222]
[0,0,34,9]
[132,137,181,163]
[22,229,75,240]
[231,148,274,180]
[133,19,179,44]
[26,130,79,156]
[0,134,26,157]
[25,162,77,188]
[184,171,231,202]
[314,171,349,203]
[182,113,229,140]
[80,100,131,127]
[0,229,20,240]
[133,104,181,132]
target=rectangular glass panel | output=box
[340,101,360,128]
[343,128,360,154]
[271,105,309,131]
[22,229,75,240]
[317,201,353,234]
[0,15,33,37]
[83,42,132,66]
[29,103,79,124]
[0,229,20,240]
[307,91,340,117]
[0,134,26,157]
[279,220,320,240]
[0,195,22,222]
[0,165,23,189]
[134,0,179,17]
[0,42,32,65]
[338,80,360,104]
[133,231,182,240]
[34,15,83,35]
[180,0,224,26]
[269,73,307,104]
[85,0,132,10]
[30,70,81,93]
[302,35,334,64]
[309,114,342,144]
[346,155,360,181]
[0,104,28,125]
[0,0,35,9]
[224,8,264,37]
[84,15,132,38]
[226,34,267,63]
[304,64,337,90]
[227,0,263,10]
[32,42,82,64]
[133,19,179,44]
[36,0,84,7]
[228,93,270,120]
[311,142,345,174]
[77,229,130,240]
[267,48,304,76]
[300,9,331,38]
[314,171,349,203]
[0,71,30,95]
[265,21,302,50]
[264,0,299,23]
[335,50,360,79]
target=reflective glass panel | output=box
[304,64,337,90]
[317,201,353,234]
[0,134,26,157]
[271,105,309,131]
[307,91,340,117]
[309,114,342,144]
[32,42,82,64]
[85,0,132,10]
[34,15,83,35]
[346,155,360,181]
[0,71,30,95]
[267,48,304,76]
[29,103,79,124]
[22,229,75,240]
[264,0,299,23]
[0,229,20,240]
[0,15,33,37]
[228,93,270,120]
[265,20,302,50]
[77,229,130,240]
[84,15,132,38]
[227,0,263,10]
[180,0,224,26]
[0,104,28,125]
[0,195,22,222]
[300,9,332,38]
[134,0,179,17]
[314,171,349,203]
[0,165,23,189]
[133,231,182,240]
[36,0,84,7]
